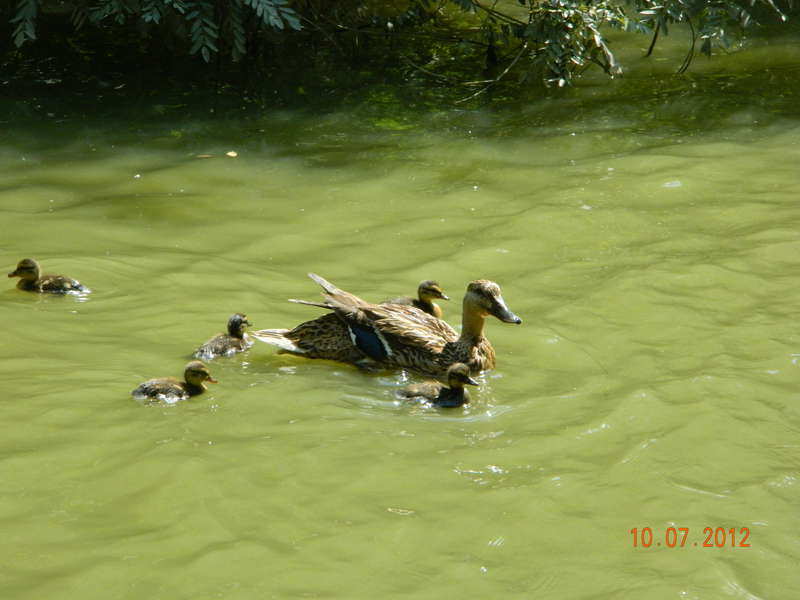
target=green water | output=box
[2,32,800,600]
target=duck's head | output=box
[227,313,252,337]
[8,258,41,281]
[418,280,449,302]
[464,280,522,324]
[446,363,480,388]
[184,360,218,387]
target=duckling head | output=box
[8,258,41,281]
[184,360,218,387]
[446,363,480,389]
[227,313,252,338]
[418,280,449,302]
[465,280,522,324]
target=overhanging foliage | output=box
[2,0,795,88]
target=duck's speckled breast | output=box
[439,337,495,375]
[381,336,495,377]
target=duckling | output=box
[132,360,217,403]
[194,313,253,360]
[398,363,478,407]
[252,274,522,376]
[383,280,449,318]
[8,258,88,294]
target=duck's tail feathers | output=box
[289,298,335,310]
[307,273,365,307]
[308,273,345,296]
[250,329,307,354]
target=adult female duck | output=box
[252,274,521,376]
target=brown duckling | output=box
[132,360,218,403]
[383,280,449,318]
[398,363,479,407]
[8,258,88,294]
[194,313,253,360]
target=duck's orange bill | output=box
[207,376,219,384]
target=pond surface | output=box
[1,30,799,600]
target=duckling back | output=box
[194,334,251,360]
[132,377,189,403]
[194,314,253,360]
[37,274,88,294]
[398,380,470,407]
[398,380,444,402]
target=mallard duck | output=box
[251,273,521,376]
[383,280,449,318]
[7,258,88,294]
[132,360,217,403]
[194,313,253,359]
[398,363,478,407]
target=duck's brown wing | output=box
[333,301,458,353]
[381,295,413,306]
[287,274,458,361]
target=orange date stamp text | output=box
[630,527,750,548]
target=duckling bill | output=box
[383,280,449,318]
[194,313,253,360]
[398,363,478,408]
[132,360,217,403]
[8,258,88,294]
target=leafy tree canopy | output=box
[1,0,796,94]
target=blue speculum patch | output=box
[347,322,389,360]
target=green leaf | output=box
[11,0,38,47]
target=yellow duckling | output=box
[8,258,89,294]
[398,363,478,407]
[194,313,253,360]
[252,274,521,376]
[383,280,449,318]
[132,360,218,403]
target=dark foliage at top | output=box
[2,0,795,94]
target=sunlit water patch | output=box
[2,45,800,598]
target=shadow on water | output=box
[2,23,800,163]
